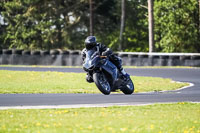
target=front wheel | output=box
[93,72,111,95]
[121,77,134,95]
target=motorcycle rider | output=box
[81,36,129,83]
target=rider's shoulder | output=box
[97,42,106,48]
[96,42,101,46]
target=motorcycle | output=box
[83,47,134,95]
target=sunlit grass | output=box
[0,70,188,94]
[0,103,199,133]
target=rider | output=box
[81,36,129,83]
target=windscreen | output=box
[83,47,99,70]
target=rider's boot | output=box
[86,73,94,83]
[119,67,129,80]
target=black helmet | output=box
[85,36,97,50]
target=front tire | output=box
[121,77,134,95]
[93,72,111,95]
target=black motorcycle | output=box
[83,47,134,95]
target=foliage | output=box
[154,0,200,52]
[0,0,89,50]
[0,0,199,52]
[95,0,149,52]
[123,0,149,52]
[0,103,200,132]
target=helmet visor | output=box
[85,43,96,50]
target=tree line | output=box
[0,0,199,53]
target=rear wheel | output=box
[121,77,134,95]
[93,72,111,95]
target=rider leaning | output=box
[81,36,129,83]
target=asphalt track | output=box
[0,67,200,109]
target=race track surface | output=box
[0,67,199,108]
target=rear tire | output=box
[121,77,134,95]
[93,72,111,95]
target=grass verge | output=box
[0,70,188,94]
[0,103,199,133]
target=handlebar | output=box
[100,56,107,58]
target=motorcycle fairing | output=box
[83,47,118,82]
[101,60,118,82]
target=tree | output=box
[1,0,149,51]
[1,0,198,52]
[120,0,149,52]
[0,0,89,50]
[119,0,125,51]
[148,0,154,53]
[91,0,119,48]
[89,0,93,35]
[154,0,200,52]
[0,2,7,49]
[199,0,200,36]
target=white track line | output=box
[0,103,135,110]
[159,81,194,93]
[0,102,199,110]
[136,81,194,94]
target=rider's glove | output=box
[102,49,112,56]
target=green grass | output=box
[0,65,82,68]
[0,70,188,94]
[0,103,199,133]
